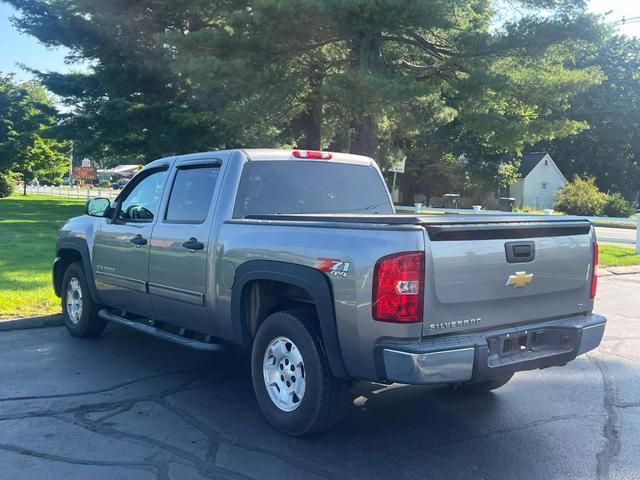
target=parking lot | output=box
[0,274,638,480]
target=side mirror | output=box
[84,197,111,217]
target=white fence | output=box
[23,184,119,200]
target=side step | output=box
[98,309,226,352]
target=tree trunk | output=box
[294,68,323,150]
[349,33,382,157]
[299,112,321,150]
[350,115,377,156]
[301,72,323,149]
[23,180,27,196]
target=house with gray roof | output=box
[509,152,567,209]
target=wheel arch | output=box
[231,260,348,379]
[54,238,102,304]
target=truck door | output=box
[148,161,221,333]
[92,167,169,317]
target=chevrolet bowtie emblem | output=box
[506,271,533,288]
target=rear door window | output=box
[165,166,220,223]
[233,161,392,217]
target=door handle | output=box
[505,241,535,263]
[130,234,148,247]
[182,237,204,251]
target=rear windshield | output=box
[233,161,393,218]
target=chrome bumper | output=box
[382,314,606,385]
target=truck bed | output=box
[245,212,590,225]
[244,213,592,240]
[246,212,595,337]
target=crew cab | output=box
[53,149,606,435]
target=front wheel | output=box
[251,309,348,435]
[61,262,106,337]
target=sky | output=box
[1,1,640,82]
[0,3,69,81]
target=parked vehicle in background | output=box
[52,149,606,435]
[111,178,129,189]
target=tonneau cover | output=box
[246,213,591,226]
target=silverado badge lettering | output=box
[96,264,116,273]
[428,318,482,330]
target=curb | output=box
[0,313,64,332]
[599,266,640,277]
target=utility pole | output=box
[636,216,640,254]
[636,190,640,254]
[391,171,397,197]
[69,142,74,185]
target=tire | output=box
[251,309,348,435]
[61,261,106,338]
[453,373,514,394]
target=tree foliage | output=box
[0,173,15,198]
[538,36,640,200]
[4,0,621,199]
[554,176,632,217]
[554,176,607,216]
[602,192,633,218]
[0,75,68,191]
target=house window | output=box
[541,182,548,190]
[544,159,548,166]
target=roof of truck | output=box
[144,149,375,168]
[242,149,374,166]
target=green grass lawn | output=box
[0,195,86,319]
[599,244,640,267]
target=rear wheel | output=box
[452,373,514,394]
[61,262,106,337]
[251,309,348,435]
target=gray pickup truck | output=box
[53,149,606,435]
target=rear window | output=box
[233,161,393,218]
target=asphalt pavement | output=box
[0,274,639,480]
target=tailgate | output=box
[422,219,595,336]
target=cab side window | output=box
[165,166,220,223]
[118,169,167,222]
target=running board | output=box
[98,309,226,352]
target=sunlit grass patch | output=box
[0,195,85,318]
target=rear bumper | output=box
[380,313,606,385]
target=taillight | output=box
[292,150,332,159]
[372,251,424,323]
[590,241,598,299]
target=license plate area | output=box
[486,327,578,367]
[499,333,529,356]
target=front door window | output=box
[118,169,167,222]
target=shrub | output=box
[602,192,633,218]
[553,176,607,216]
[98,179,111,188]
[0,174,15,198]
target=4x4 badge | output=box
[316,258,351,278]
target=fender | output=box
[54,237,103,304]
[231,260,348,379]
